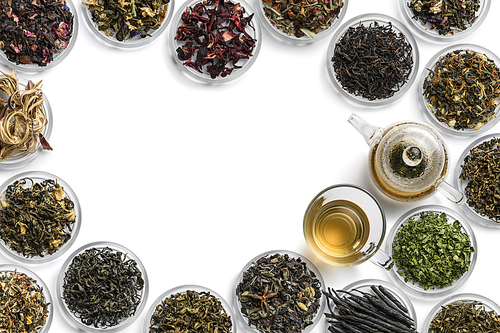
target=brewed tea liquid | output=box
[312,200,369,264]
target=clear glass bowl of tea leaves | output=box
[143,285,236,333]
[0,171,82,264]
[399,0,491,42]
[81,0,175,49]
[422,293,500,333]
[169,0,262,84]
[386,205,477,298]
[0,0,79,73]
[233,250,326,333]
[0,264,54,333]
[455,133,500,228]
[56,241,149,332]
[255,0,348,44]
[323,279,418,333]
[419,44,500,137]
[0,73,54,171]
[326,13,419,107]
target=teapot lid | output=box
[375,122,448,193]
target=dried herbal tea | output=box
[323,285,417,333]
[332,22,413,101]
[62,247,145,328]
[0,0,74,66]
[0,270,50,333]
[83,0,170,42]
[0,70,52,161]
[430,300,500,332]
[423,49,500,131]
[408,0,480,36]
[175,0,257,79]
[460,137,500,222]
[149,290,232,333]
[392,211,474,290]
[236,253,322,333]
[263,0,343,38]
[0,177,75,258]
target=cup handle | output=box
[368,249,394,270]
[438,180,465,206]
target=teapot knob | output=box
[402,146,423,167]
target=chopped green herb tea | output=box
[236,253,322,333]
[263,0,344,38]
[459,137,500,222]
[149,290,232,333]
[423,49,500,131]
[0,177,75,258]
[392,211,474,290]
[0,271,50,333]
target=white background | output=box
[1,0,499,332]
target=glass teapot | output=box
[348,113,464,205]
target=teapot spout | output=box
[348,113,382,147]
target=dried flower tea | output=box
[0,70,52,161]
[430,299,500,332]
[174,0,257,79]
[459,137,500,222]
[236,253,322,333]
[83,0,170,42]
[0,177,75,258]
[408,0,480,36]
[391,211,474,290]
[0,0,74,66]
[332,21,414,101]
[149,289,232,333]
[62,246,145,328]
[423,49,500,131]
[263,0,344,38]
[323,285,417,333]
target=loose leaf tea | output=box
[459,137,500,222]
[263,0,344,38]
[149,290,232,333]
[0,177,76,258]
[175,0,257,79]
[0,270,50,333]
[423,49,500,131]
[83,0,170,42]
[323,285,417,333]
[0,0,74,66]
[62,247,145,328]
[392,211,474,290]
[0,70,52,161]
[332,22,413,101]
[429,299,500,332]
[236,253,322,333]
[408,0,480,36]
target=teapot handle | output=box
[438,181,465,206]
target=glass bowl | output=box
[233,250,325,333]
[419,44,500,137]
[326,13,419,107]
[143,285,236,333]
[0,0,78,73]
[0,171,81,264]
[455,133,500,227]
[421,293,500,332]
[386,205,477,298]
[56,241,149,332]
[81,0,174,49]
[255,0,348,44]
[0,76,53,171]
[399,0,490,42]
[323,279,418,333]
[169,0,262,84]
[0,264,53,333]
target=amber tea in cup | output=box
[304,184,393,269]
